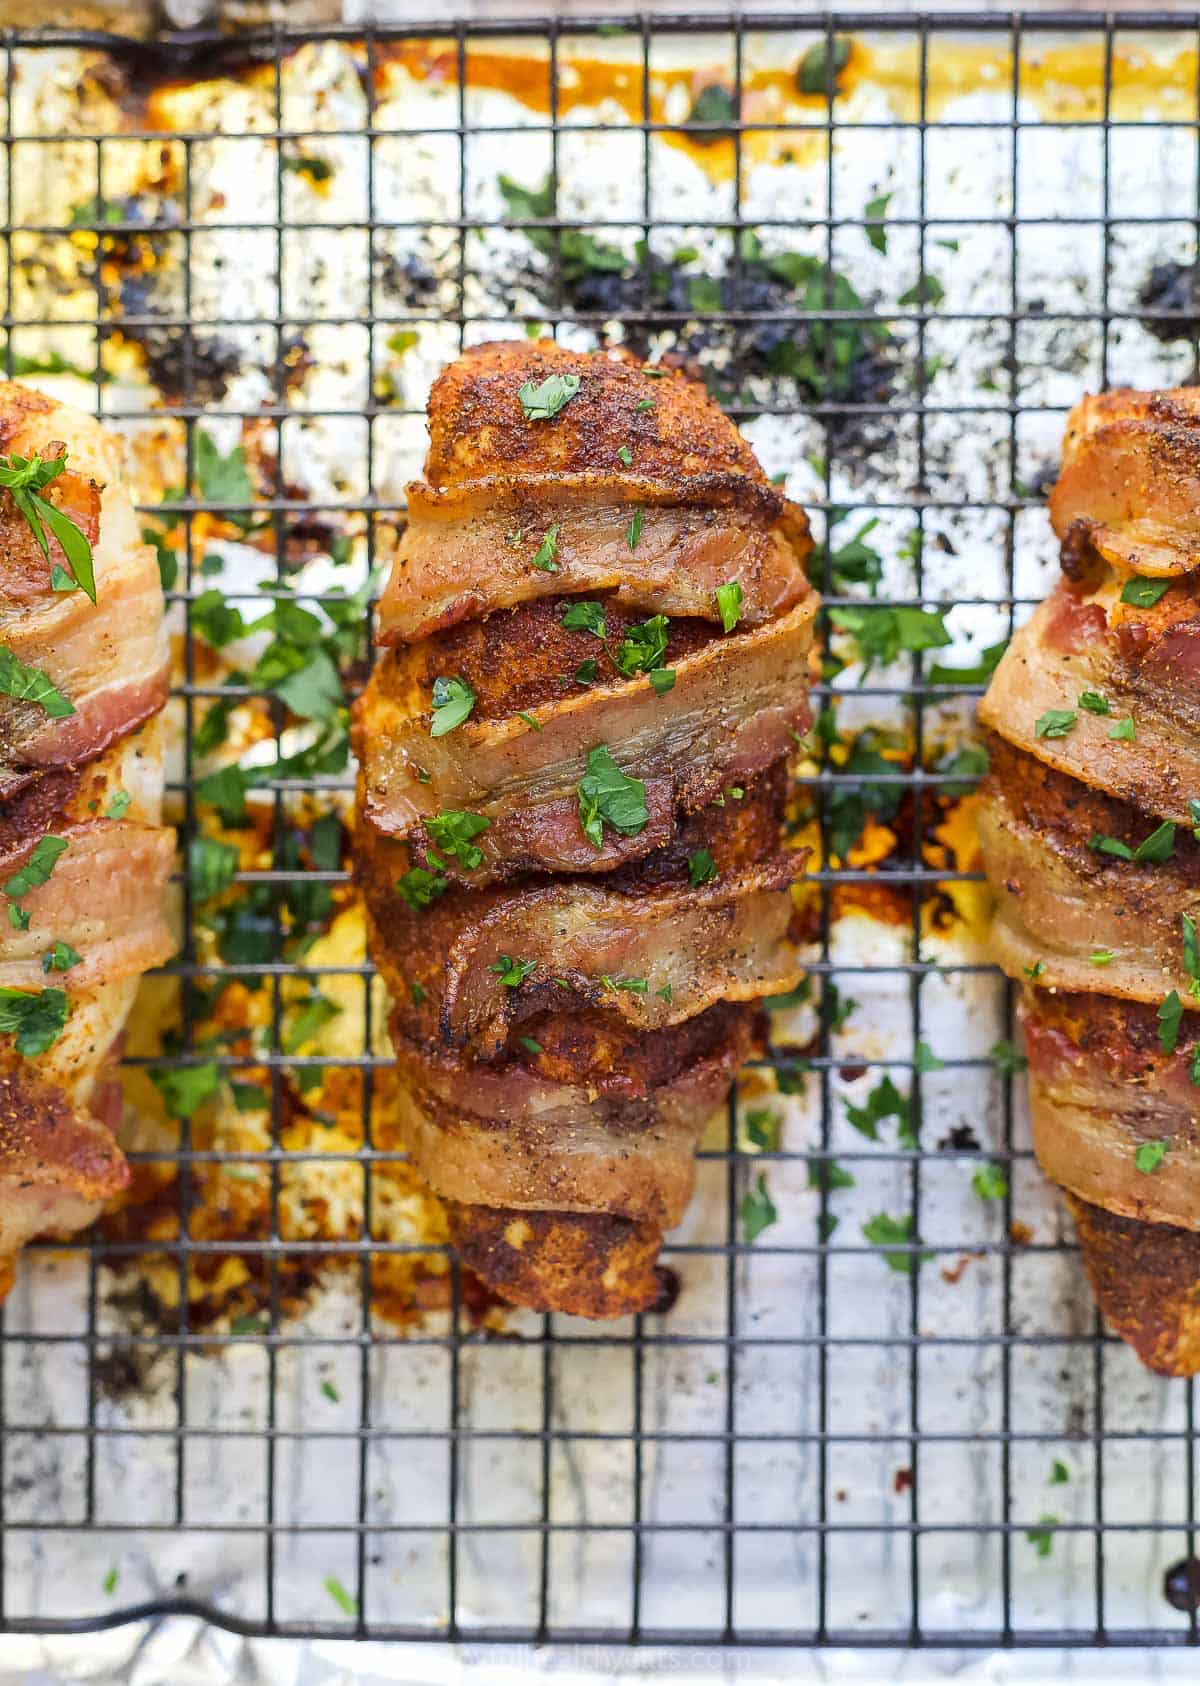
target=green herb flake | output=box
[862,1211,931,1274]
[1026,1517,1058,1559]
[1120,577,1170,608]
[972,1162,1008,1201]
[519,1036,543,1055]
[1134,821,1176,863]
[0,643,74,720]
[425,810,490,870]
[657,983,673,1003]
[573,658,598,685]
[1024,960,1046,981]
[1050,1459,1070,1485]
[189,836,239,903]
[1135,1140,1168,1174]
[530,525,560,572]
[4,836,68,901]
[1184,912,1200,980]
[740,1172,778,1242]
[1090,949,1114,966]
[42,940,81,974]
[990,1039,1029,1075]
[429,674,476,738]
[636,397,656,413]
[1034,709,1076,740]
[324,1575,358,1618]
[688,847,718,887]
[488,954,536,988]
[7,906,29,931]
[1078,690,1111,715]
[715,579,744,633]
[149,1060,220,1121]
[625,508,644,552]
[745,1108,780,1151]
[0,449,96,602]
[863,191,891,254]
[618,445,633,466]
[1159,990,1183,1055]
[103,1567,119,1595]
[105,788,132,820]
[649,668,676,696]
[796,36,852,95]
[561,600,606,638]
[396,866,448,911]
[576,745,649,848]
[1109,716,1136,741]
[321,1379,341,1403]
[0,985,69,1055]
[914,1040,945,1073]
[614,614,669,679]
[845,1075,915,1148]
[518,372,581,422]
[516,710,542,732]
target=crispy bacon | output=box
[358,593,815,872]
[445,1202,664,1320]
[380,475,810,644]
[1050,387,1200,577]
[979,736,1200,1002]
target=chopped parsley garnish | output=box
[618,445,633,466]
[1109,716,1136,741]
[1078,690,1110,715]
[42,941,81,973]
[0,985,69,1055]
[7,906,29,930]
[489,955,536,987]
[320,1379,341,1403]
[796,35,852,94]
[0,450,96,602]
[396,866,448,911]
[990,1039,1028,1075]
[518,372,581,421]
[530,525,560,572]
[715,579,744,633]
[1090,948,1114,966]
[829,604,951,675]
[1135,1140,1168,1174]
[1026,1518,1058,1559]
[1051,1460,1070,1485]
[657,982,673,1003]
[410,979,426,1005]
[600,974,648,994]
[429,675,476,738]
[1088,821,1175,864]
[519,1036,543,1055]
[1034,709,1076,740]
[846,1075,916,1148]
[425,810,490,870]
[189,837,239,902]
[103,1567,119,1596]
[914,1040,945,1072]
[577,745,649,848]
[688,847,718,886]
[574,658,598,684]
[0,643,74,719]
[862,1211,930,1274]
[635,397,656,413]
[745,1109,780,1150]
[4,836,68,900]
[516,710,542,732]
[1184,912,1200,983]
[740,1172,778,1242]
[105,788,132,819]
[1024,960,1046,981]
[1120,577,1170,608]
[625,508,644,551]
[649,669,675,695]
[1159,990,1183,1054]
[613,614,669,678]
[148,1060,219,1120]
[972,1162,1008,1201]
[284,991,341,1054]
[561,600,606,638]
[324,1576,358,1618]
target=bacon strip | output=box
[445,1203,663,1320]
[380,473,810,644]
[439,855,805,1056]
[978,579,1200,822]
[359,594,815,873]
[1050,387,1200,577]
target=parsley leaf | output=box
[618,445,633,466]
[4,836,68,900]
[430,675,476,738]
[796,36,851,95]
[489,955,536,987]
[863,191,891,254]
[189,837,239,902]
[149,1060,220,1120]
[324,1575,358,1618]
[518,373,581,421]
[740,1172,778,1242]
[576,746,649,848]
[1078,690,1110,715]
[1035,709,1076,740]
[649,668,675,695]
[1026,1517,1058,1559]
[862,1211,931,1274]
[990,1039,1028,1075]
[1088,833,1134,861]
[715,579,744,633]
[845,1075,915,1147]
[194,431,255,527]
[530,526,560,572]
[0,643,74,719]
[425,810,490,870]
[745,1108,780,1150]
[0,450,96,602]
[1109,716,1136,741]
[1051,1460,1070,1485]
[1135,1140,1168,1174]
[1134,821,1176,863]
[196,764,249,828]
[613,614,669,678]
[688,847,718,887]
[396,866,448,911]
[105,789,132,820]
[1184,912,1200,982]
[972,1163,1008,1200]
[828,603,950,673]
[625,508,644,551]
[1121,577,1170,608]
[0,985,69,1055]
[561,600,606,638]
[1159,990,1183,1054]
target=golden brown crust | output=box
[444,1200,663,1319]
[1066,1191,1200,1376]
[425,340,780,505]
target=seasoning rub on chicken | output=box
[0,385,173,1292]
[979,385,1200,1374]
[355,342,816,1318]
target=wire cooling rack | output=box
[5,8,1200,1654]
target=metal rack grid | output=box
[3,7,1200,1652]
